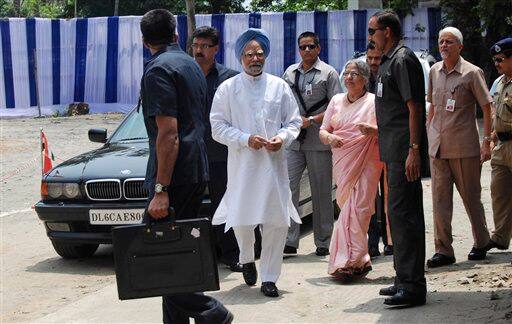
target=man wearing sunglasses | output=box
[191,26,243,273]
[282,31,341,257]
[426,27,492,269]
[486,38,512,253]
[368,10,428,307]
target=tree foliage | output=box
[1,0,73,18]
[440,0,512,83]
[382,0,418,17]
[250,0,347,12]
[0,0,246,18]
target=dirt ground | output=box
[0,114,511,323]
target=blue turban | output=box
[235,28,271,61]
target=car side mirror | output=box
[88,128,107,143]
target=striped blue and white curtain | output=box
[0,8,441,117]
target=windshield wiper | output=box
[117,137,148,141]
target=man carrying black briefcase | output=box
[138,9,233,324]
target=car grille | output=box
[123,178,149,200]
[85,178,148,201]
[85,179,122,201]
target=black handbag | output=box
[112,208,220,300]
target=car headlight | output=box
[47,183,63,198]
[63,183,81,198]
[41,182,82,200]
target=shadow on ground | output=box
[344,289,512,323]
[25,245,116,276]
[25,244,238,281]
[425,251,512,276]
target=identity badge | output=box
[377,82,383,97]
[446,98,456,112]
[305,84,313,96]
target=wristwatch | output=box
[154,183,169,193]
[308,116,316,125]
[409,143,419,150]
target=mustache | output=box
[249,62,263,67]
[194,53,204,58]
[368,40,376,47]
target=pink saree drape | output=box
[320,92,384,276]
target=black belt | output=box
[497,132,512,142]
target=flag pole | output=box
[34,48,42,118]
[40,127,43,176]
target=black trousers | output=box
[146,183,230,324]
[368,174,389,249]
[208,162,240,264]
[386,162,427,296]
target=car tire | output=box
[51,241,99,259]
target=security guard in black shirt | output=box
[140,9,233,324]
[368,10,427,307]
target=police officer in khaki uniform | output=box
[426,27,492,268]
[487,38,512,252]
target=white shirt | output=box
[210,72,302,229]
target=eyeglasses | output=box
[492,57,506,63]
[191,43,215,50]
[342,71,361,78]
[368,27,385,35]
[243,50,265,59]
[299,44,318,51]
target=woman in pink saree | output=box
[319,60,384,281]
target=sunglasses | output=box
[368,27,385,35]
[299,44,318,51]
[492,57,506,63]
[191,43,215,50]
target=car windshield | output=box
[109,108,148,143]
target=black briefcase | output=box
[112,208,220,300]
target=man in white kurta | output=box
[210,28,302,297]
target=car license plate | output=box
[89,209,145,225]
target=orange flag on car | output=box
[40,129,53,175]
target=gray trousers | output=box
[286,149,333,249]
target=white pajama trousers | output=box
[233,224,288,283]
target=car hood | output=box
[45,141,149,181]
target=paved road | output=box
[1,115,511,323]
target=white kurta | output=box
[210,72,302,230]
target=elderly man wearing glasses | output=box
[426,26,492,268]
[282,31,342,257]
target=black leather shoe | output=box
[229,262,243,272]
[260,282,279,297]
[221,311,234,324]
[485,240,507,251]
[383,289,426,307]
[369,246,381,258]
[427,253,455,268]
[283,245,297,254]
[242,262,257,286]
[316,247,330,256]
[383,245,393,255]
[468,247,487,260]
[379,285,397,296]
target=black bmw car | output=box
[35,107,326,259]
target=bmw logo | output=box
[121,169,132,175]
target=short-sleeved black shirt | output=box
[375,44,427,162]
[204,63,238,162]
[141,44,209,189]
